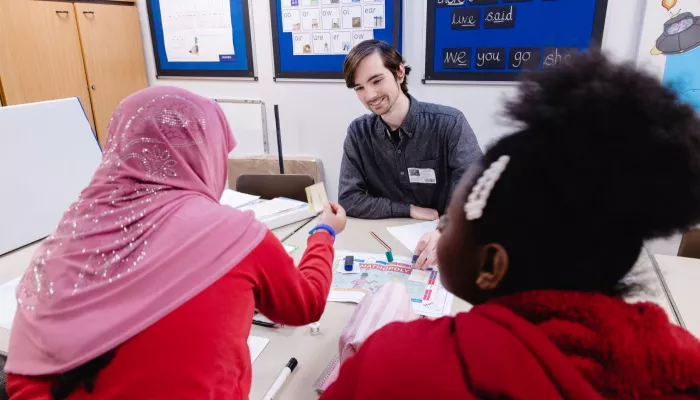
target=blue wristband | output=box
[309,224,336,241]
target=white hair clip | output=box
[464,155,510,221]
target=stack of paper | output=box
[220,189,260,209]
[238,198,306,220]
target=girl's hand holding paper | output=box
[320,202,347,234]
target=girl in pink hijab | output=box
[5,86,346,399]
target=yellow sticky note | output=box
[305,182,329,213]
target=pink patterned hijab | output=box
[6,86,267,375]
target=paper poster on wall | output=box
[146,0,255,78]
[160,0,236,62]
[270,0,401,80]
[281,0,385,55]
[637,0,700,114]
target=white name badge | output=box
[407,168,436,184]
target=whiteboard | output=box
[216,99,269,156]
[0,98,102,255]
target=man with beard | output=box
[338,40,482,269]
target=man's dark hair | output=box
[343,40,411,95]
[467,51,700,297]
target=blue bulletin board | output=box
[424,0,608,83]
[146,0,255,79]
[269,0,403,80]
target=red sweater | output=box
[322,291,700,399]
[7,230,334,400]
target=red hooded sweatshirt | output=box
[321,291,700,399]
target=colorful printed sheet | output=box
[328,251,453,317]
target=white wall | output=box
[135,0,645,200]
[135,1,683,254]
[136,0,679,255]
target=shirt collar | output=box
[375,95,418,139]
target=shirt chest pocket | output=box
[407,160,437,185]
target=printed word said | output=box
[484,5,516,29]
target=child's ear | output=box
[475,244,509,290]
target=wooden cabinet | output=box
[74,3,148,144]
[0,0,147,146]
[0,0,94,129]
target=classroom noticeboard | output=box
[146,0,256,79]
[424,0,608,83]
[270,0,403,80]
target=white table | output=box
[0,241,42,356]
[626,248,677,323]
[652,254,700,338]
[0,218,685,400]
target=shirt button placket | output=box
[398,145,410,199]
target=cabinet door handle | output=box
[55,10,69,16]
[91,85,96,90]
[83,11,95,16]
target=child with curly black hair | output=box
[321,52,700,399]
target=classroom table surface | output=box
[250,218,679,400]
[626,248,678,324]
[249,217,471,400]
[0,217,687,400]
[653,254,700,339]
[0,241,41,357]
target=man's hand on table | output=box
[413,230,440,270]
[409,205,439,221]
